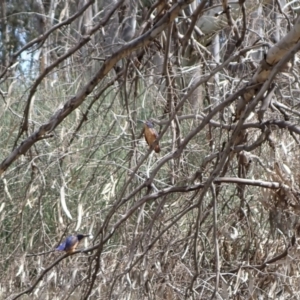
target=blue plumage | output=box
[55,234,89,253]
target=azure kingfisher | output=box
[56,234,90,254]
[143,120,160,153]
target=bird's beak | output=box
[137,119,145,124]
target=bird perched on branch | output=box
[55,234,90,254]
[143,120,160,153]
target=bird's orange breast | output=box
[144,127,160,153]
[66,241,79,254]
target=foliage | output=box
[1,0,300,299]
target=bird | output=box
[55,234,90,254]
[144,120,160,153]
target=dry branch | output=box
[0,0,194,176]
[0,0,96,82]
[235,15,300,120]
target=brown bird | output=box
[144,120,160,153]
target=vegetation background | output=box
[1,0,300,299]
